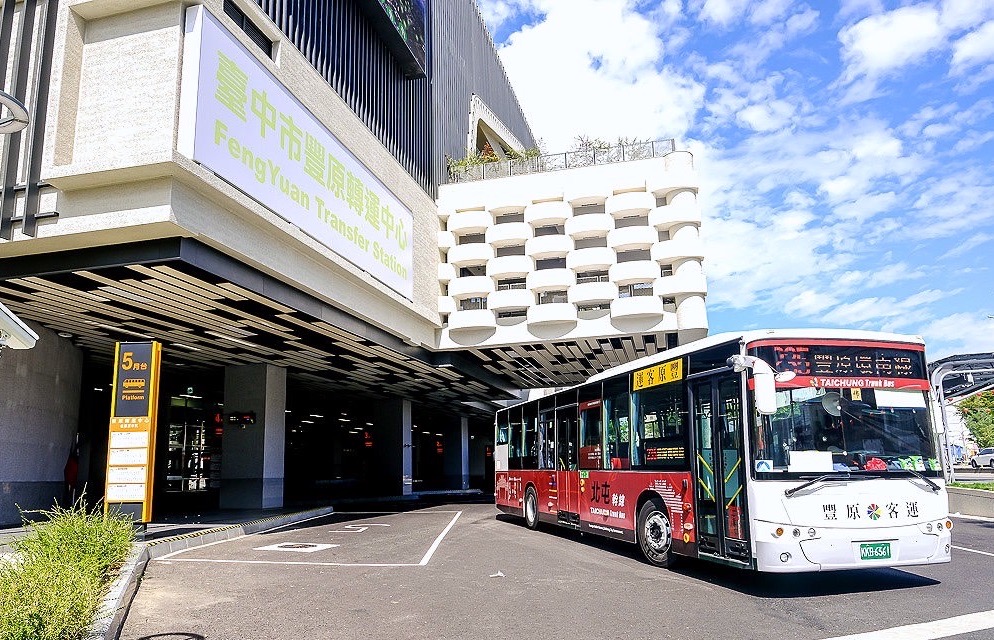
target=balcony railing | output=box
[448,139,677,183]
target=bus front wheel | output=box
[637,499,674,568]
[524,487,539,530]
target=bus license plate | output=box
[859,542,892,560]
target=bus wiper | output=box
[889,468,941,492]
[784,473,871,498]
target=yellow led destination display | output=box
[105,342,162,523]
[633,358,683,391]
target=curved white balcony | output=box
[654,273,708,297]
[648,163,698,197]
[611,295,665,320]
[446,210,492,235]
[447,243,495,267]
[447,309,496,332]
[437,206,455,222]
[568,281,616,305]
[438,262,457,284]
[487,255,532,279]
[438,230,456,252]
[565,212,613,239]
[486,222,531,247]
[526,234,572,259]
[524,201,571,227]
[567,247,615,272]
[488,288,534,311]
[438,296,457,315]
[448,275,495,299]
[665,150,694,172]
[610,260,660,286]
[650,201,701,230]
[651,237,705,262]
[527,268,574,292]
[605,191,655,219]
[527,303,577,327]
[676,294,709,330]
[608,225,657,251]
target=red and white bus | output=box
[494,329,952,572]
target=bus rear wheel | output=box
[524,487,539,530]
[637,499,674,568]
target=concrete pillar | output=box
[459,417,470,490]
[442,415,471,490]
[374,398,412,496]
[220,364,286,509]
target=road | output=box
[119,502,994,640]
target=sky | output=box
[475,0,994,361]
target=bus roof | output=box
[585,327,925,385]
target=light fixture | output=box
[309,414,324,418]
[57,331,73,339]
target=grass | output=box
[0,498,136,640]
[949,481,994,491]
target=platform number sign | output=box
[105,342,162,523]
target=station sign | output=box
[632,358,683,391]
[104,341,162,523]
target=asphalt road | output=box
[119,502,994,640]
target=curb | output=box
[87,505,335,640]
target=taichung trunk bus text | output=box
[494,329,952,572]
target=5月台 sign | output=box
[104,342,162,523]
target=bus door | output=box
[555,404,580,528]
[691,376,750,563]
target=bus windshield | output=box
[753,386,940,476]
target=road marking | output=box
[418,511,462,566]
[953,545,994,558]
[253,542,337,553]
[820,610,994,640]
[162,558,424,567]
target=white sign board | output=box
[178,6,414,299]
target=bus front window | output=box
[754,387,941,476]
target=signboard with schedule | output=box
[104,342,162,523]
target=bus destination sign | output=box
[752,343,928,390]
[633,358,683,391]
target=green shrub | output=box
[0,498,136,640]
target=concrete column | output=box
[220,364,286,509]
[374,398,412,496]
[442,415,471,490]
[460,417,470,490]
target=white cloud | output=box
[750,0,794,26]
[939,232,994,260]
[838,6,946,85]
[951,21,994,73]
[698,0,751,27]
[921,313,994,359]
[939,0,994,32]
[837,0,884,22]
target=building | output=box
[0,0,707,524]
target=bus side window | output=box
[603,377,631,470]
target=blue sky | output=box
[476,0,994,360]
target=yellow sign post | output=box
[105,341,162,523]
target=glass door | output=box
[555,405,579,527]
[692,375,750,562]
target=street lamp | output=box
[0,89,29,135]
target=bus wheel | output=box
[524,487,539,530]
[637,500,674,568]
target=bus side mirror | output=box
[727,355,777,415]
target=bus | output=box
[494,329,952,572]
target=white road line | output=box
[953,545,994,558]
[162,558,420,567]
[156,512,335,560]
[820,610,994,640]
[418,510,462,566]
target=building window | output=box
[574,237,607,249]
[495,245,526,257]
[459,265,486,277]
[576,271,609,284]
[497,278,526,291]
[616,249,650,263]
[223,0,273,58]
[460,297,487,311]
[660,264,674,277]
[619,282,654,298]
[534,224,564,237]
[662,297,677,311]
[497,310,526,319]
[616,215,649,229]
[459,233,485,245]
[577,303,609,312]
[495,211,525,224]
[572,203,606,215]
[655,196,667,207]
[535,257,566,270]
[658,229,671,241]
[538,290,568,304]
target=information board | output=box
[104,342,162,523]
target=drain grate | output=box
[278,543,318,549]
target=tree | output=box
[956,390,994,448]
